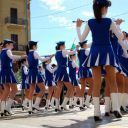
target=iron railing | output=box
[5,17,27,26]
[13,44,26,51]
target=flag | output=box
[70,43,79,69]
[71,43,76,50]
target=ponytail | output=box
[42,62,46,69]
[93,0,111,23]
[77,50,80,57]
[26,43,37,55]
[18,59,26,69]
[55,45,59,50]
[18,60,22,69]
[93,2,102,22]
[26,45,29,55]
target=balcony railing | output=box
[13,44,26,51]
[5,17,27,26]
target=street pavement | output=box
[0,106,128,128]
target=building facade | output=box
[0,0,31,54]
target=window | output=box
[11,34,18,50]
[10,8,18,24]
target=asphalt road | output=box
[0,106,128,128]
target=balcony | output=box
[12,44,26,55]
[5,17,27,29]
[13,44,26,51]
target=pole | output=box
[26,0,29,42]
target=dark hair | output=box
[126,33,128,38]
[93,0,111,22]
[26,45,29,55]
[21,59,27,64]
[18,59,27,69]
[80,43,87,48]
[52,64,57,68]
[26,44,37,55]
[55,45,59,50]
[123,31,127,35]
[77,50,80,58]
[39,66,42,69]
[0,42,3,46]
[42,62,47,69]
[79,43,83,48]
[56,43,65,50]
[69,54,75,59]
[3,42,11,47]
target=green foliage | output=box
[15,69,22,83]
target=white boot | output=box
[105,97,110,113]
[1,101,6,113]
[79,97,84,107]
[122,93,128,110]
[118,93,123,108]
[125,94,128,111]
[33,97,42,110]
[126,94,128,105]
[85,95,91,108]
[79,97,85,110]
[45,99,50,109]
[111,93,120,112]
[93,97,101,117]
[125,93,128,105]
[55,98,60,112]
[111,93,122,118]
[0,100,1,112]
[61,97,69,110]
[50,97,55,108]
[5,98,14,114]
[82,97,84,105]
[69,98,73,107]
[73,97,78,106]
[22,98,29,109]
[28,100,33,112]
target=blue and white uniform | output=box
[68,60,79,86]
[35,69,45,93]
[78,49,92,78]
[28,50,50,84]
[44,64,57,87]
[77,18,123,68]
[21,64,29,89]
[110,32,124,73]
[55,50,76,82]
[118,40,128,76]
[0,52,3,89]
[41,69,45,82]
[1,48,21,84]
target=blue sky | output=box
[31,0,128,56]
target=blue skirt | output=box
[0,71,4,88]
[78,67,92,78]
[1,69,17,84]
[21,78,29,90]
[101,67,106,76]
[54,67,70,82]
[45,79,56,87]
[83,45,117,68]
[118,56,128,76]
[35,85,40,93]
[0,71,1,84]
[70,77,79,86]
[28,69,44,84]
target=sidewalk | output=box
[0,106,128,128]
